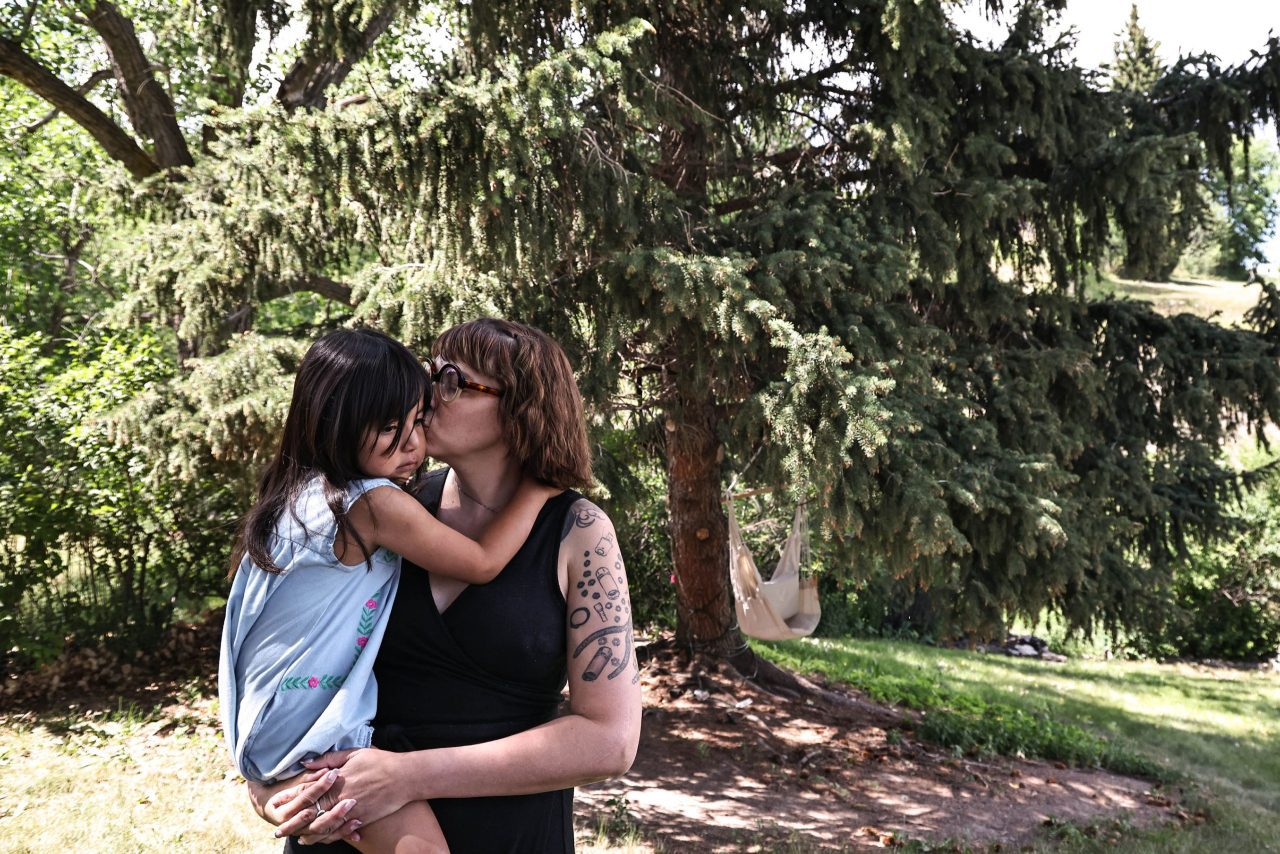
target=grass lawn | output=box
[1089,273,1263,326]
[2,640,1276,852]
[758,636,1280,853]
[0,691,276,853]
[0,691,647,853]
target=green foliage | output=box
[1109,4,1163,95]
[1127,443,1280,662]
[7,0,1280,654]
[592,425,676,630]
[1107,7,1201,281]
[0,327,244,671]
[758,637,1161,777]
[1180,138,1280,280]
[0,79,117,340]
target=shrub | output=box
[592,426,676,630]
[1138,450,1280,661]
[0,327,245,672]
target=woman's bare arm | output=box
[274,499,641,842]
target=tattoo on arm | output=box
[572,624,633,682]
[567,506,635,682]
[561,503,605,541]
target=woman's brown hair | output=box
[433,318,593,490]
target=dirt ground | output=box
[2,616,1183,852]
[576,642,1181,852]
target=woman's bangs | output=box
[433,322,509,380]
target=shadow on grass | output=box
[757,638,1280,815]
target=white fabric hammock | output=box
[727,494,821,641]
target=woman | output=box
[247,318,641,852]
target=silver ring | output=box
[316,806,327,818]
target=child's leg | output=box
[350,800,448,854]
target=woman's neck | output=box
[448,453,523,513]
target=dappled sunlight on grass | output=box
[757,637,1280,821]
[0,700,276,853]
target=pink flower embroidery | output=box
[356,636,368,647]
[307,676,319,688]
[365,598,378,609]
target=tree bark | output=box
[664,381,738,655]
[24,68,113,134]
[651,13,741,655]
[277,2,401,111]
[266,274,354,304]
[0,37,159,179]
[85,0,193,169]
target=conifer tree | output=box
[1110,4,1163,95]
[6,1,1280,666]
[1107,4,1198,281]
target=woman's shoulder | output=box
[559,495,613,541]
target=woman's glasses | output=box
[432,362,503,403]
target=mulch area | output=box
[577,641,1192,851]
[2,616,1192,851]
[0,611,223,717]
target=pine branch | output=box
[277,1,401,111]
[266,274,353,304]
[0,36,158,178]
[24,67,112,134]
[85,0,193,168]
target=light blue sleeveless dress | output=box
[218,475,402,783]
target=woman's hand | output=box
[248,766,363,844]
[281,748,414,842]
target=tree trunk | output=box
[0,37,158,179]
[86,1,194,169]
[664,380,738,655]
[277,2,400,111]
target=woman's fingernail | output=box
[350,820,363,830]
[341,798,358,813]
[325,769,338,782]
[350,833,362,843]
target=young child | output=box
[219,328,556,854]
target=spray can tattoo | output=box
[582,644,612,681]
[594,533,615,556]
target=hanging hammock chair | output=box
[726,492,821,641]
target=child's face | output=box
[357,399,427,481]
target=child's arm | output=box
[345,477,558,584]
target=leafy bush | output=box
[0,327,248,672]
[1129,446,1280,662]
[592,426,676,631]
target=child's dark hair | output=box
[230,328,431,574]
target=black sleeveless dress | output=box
[287,469,578,854]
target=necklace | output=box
[455,479,500,514]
